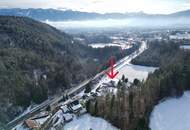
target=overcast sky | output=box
[0,0,190,14]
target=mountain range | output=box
[0,8,190,21]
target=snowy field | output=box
[89,43,132,49]
[64,114,119,130]
[150,91,190,130]
[115,64,156,82]
[109,41,156,83]
[180,45,190,49]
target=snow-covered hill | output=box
[64,114,119,130]
[150,91,190,130]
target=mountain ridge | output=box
[0,8,190,21]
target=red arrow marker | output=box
[105,57,119,79]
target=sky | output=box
[0,0,190,14]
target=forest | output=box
[131,40,179,67]
[0,16,140,126]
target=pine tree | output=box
[110,95,115,111]
[122,75,125,81]
[65,94,69,100]
[133,78,140,86]
[94,100,98,115]
[125,78,128,83]
[86,100,91,113]
[84,83,91,93]
[118,80,122,87]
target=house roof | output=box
[24,119,39,129]
[61,105,69,113]
[63,113,73,121]
[71,104,82,111]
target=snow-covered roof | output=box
[35,115,50,125]
[71,104,82,111]
[52,110,64,127]
[55,110,64,119]
[32,111,49,120]
[53,117,63,127]
[63,113,73,121]
[61,105,69,113]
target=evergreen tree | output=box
[110,95,115,111]
[122,75,125,81]
[118,80,122,87]
[125,78,128,83]
[86,100,91,113]
[84,83,91,93]
[94,100,98,115]
[66,94,69,100]
[62,95,66,101]
[133,78,140,86]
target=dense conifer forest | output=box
[0,16,140,126]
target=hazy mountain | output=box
[0,8,190,21]
[170,9,190,17]
[0,8,101,21]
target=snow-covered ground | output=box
[101,41,156,81]
[90,63,156,93]
[115,64,156,82]
[64,114,119,130]
[113,41,156,82]
[180,45,190,50]
[150,91,190,130]
[89,43,132,49]
[90,41,157,92]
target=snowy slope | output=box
[89,43,132,49]
[150,91,190,130]
[99,41,156,83]
[115,64,156,82]
[64,114,119,130]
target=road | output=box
[6,41,147,130]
